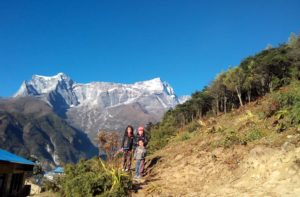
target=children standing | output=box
[134,139,147,179]
[121,125,134,171]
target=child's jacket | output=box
[134,146,146,160]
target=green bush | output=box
[185,121,201,132]
[219,130,241,148]
[180,132,191,141]
[210,131,240,149]
[258,111,266,120]
[59,158,132,197]
[275,81,300,125]
[244,128,263,142]
[43,178,61,193]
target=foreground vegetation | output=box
[44,158,132,197]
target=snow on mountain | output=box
[14,73,188,143]
[178,95,191,104]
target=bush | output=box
[258,111,266,120]
[244,128,263,142]
[264,100,281,118]
[221,131,241,148]
[275,81,300,125]
[43,178,61,193]
[180,132,191,141]
[185,121,201,132]
[59,158,132,197]
[214,130,242,148]
[148,123,177,154]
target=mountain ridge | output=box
[14,73,190,143]
[0,97,97,169]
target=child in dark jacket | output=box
[134,126,148,149]
[121,125,134,171]
[134,139,146,179]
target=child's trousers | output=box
[135,159,145,177]
[123,150,132,170]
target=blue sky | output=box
[0,0,300,97]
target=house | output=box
[53,166,64,174]
[44,166,64,181]
[0,149,35,197]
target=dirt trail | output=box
[133,135,300,197]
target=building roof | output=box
[54,166,64,173]
[0,149,35,166]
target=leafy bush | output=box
[180,132,191,141]
[185,121,201,132]
[220,130,241,148]
[59,158,132,197]
[258,111,266,120]
[244,128,263,142]
[275,81,300,125]
[209,130,242,149]
[43,178,61,193]
[263,100,281,118]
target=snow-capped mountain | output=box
[178,95,190,104]
[14,73,189,143]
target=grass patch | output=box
[244,128,264,142]
[180,132,191,141]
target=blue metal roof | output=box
[54,166,64,173]
[0,149,35,166]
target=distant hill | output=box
[0,97,97,169]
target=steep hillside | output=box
[134,83,300,196]
[0,97,97,169]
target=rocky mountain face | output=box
[14,73,189,143]
[0,97,98,169]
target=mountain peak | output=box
[14,72,73,97]
[148,77,162,82]
[135,77,162,84]
[32,72,69,81]
[133,77,175,95]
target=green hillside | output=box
[148,32,300,153]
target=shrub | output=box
[59,158,132,197]
[258,111,266,120]
[220,130,241,148]
[244,128,263,142]
[148,125,177,154]
[275,81,300,125]
[43,178,61,193]
[180,132,191,141]
[185,121,201,132]
[264,100,281,118]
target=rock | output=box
[25,181,41,195]
[281,142,296,152]
[211,154,217,161]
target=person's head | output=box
[138,139,144,147]
[125,125,134,137]
[138,126,144,136]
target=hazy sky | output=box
[0,0,300,97]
